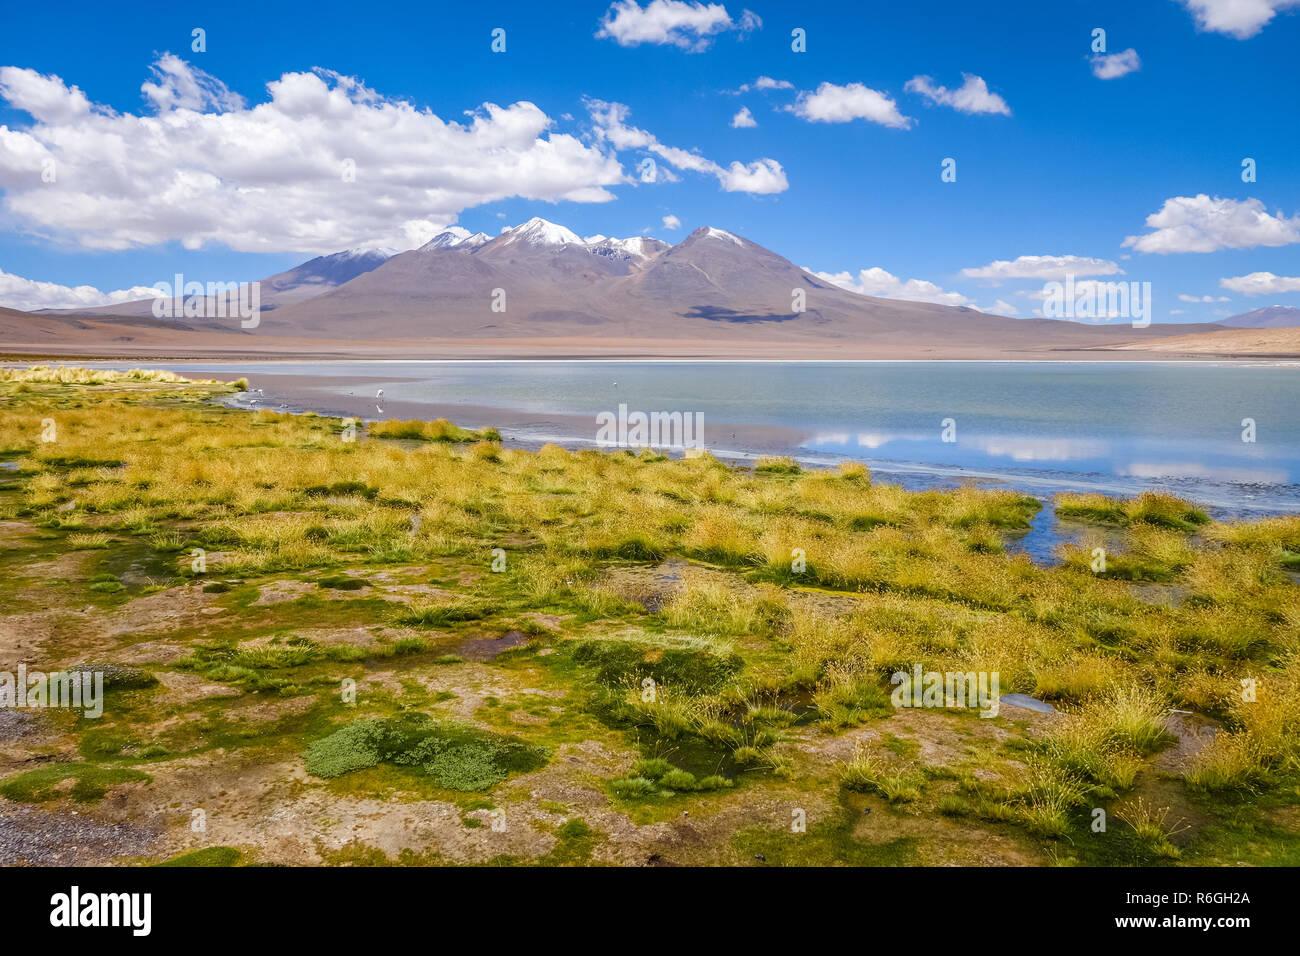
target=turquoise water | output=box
[95,360,1300,517]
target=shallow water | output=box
[69,359,1300,523]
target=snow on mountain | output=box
[473,218,668,264]
[497,217,584,248]
[417,228,499,252]
[297,247,394,276]
[701,227,744,246]
[331,248,398,269]
[405,218,728,266]
[420,227,472,251]
[588,236,669,262]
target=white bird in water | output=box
[376,388,384,400]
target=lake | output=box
[84,360,1300,519]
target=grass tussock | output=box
[1056,491,1210,531]
[394,596,498,628]
[0,366,236,387]
[839,747,924,803]
[1115,797,1188,859]
[1183,659,1300,792]
[368,418,500,443]
[609,757,734,798]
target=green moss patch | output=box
[0,764,150,803]
[304,714,548,791]
[155,846,244,867]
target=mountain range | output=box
[5,217,1297,359]
[1217,305,1300,329]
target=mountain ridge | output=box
[6,217,1253,358]
[249,219,1232,355]
[1219,305,1300,329]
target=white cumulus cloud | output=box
[1123,195,1300,253]
[730,106,757,127]
[904,74,1010,115]
[1179,0,1300,39]
[732,76,793,94]
[790,82,911,128]
[1219,272,1300,295]
[662,214,681,229]
[812,266,973,307]
[1090,49,1141,79]
[0,57,627,255]
[719,159,785,191]
[596,0,759,51]
[961,255,1122,280]
[587,98,788,194]
[0,269,162,311]
[142,53,246,111]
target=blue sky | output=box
[0,0,1297,321]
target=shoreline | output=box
[7,358,1299,519]
[3,328,1298,364]
[9,354,1300,366]
[5,349,1298,364]
[214,370,1300,522]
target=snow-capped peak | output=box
[338,245,398,259]
[500,217,584,248]
[420,228,494,252]
[588,235,668,262]
[702,227,743,247]
[420,227,472,251]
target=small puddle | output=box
[640,558,688,612]
[601,558,688,613]
[1005,507,1081,565]
[1152,710,1220,773]
[453,629,531,662]
[1127,716,1222,849]
[999,693,1057,714]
